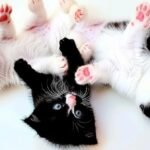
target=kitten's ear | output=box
[24,114,41,130]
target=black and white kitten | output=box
[14,38,97,146]
[73,2,150,118]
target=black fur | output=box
[106,21,128,29]
[146,35,150,50]
[14,38,97,146]
[140,104,150,118]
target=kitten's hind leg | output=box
[60,0,85,23]
[0,4,16,39]
[123,2,150,49]
[59,0,74,13]
[69,4,85,23]
[26,0,47,29]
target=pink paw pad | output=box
[83,67,90,76]
[0,4,12,23]
[75,8,85,22]
[75,65,95,85]
[136,12,144,22]
[135,2,150,28]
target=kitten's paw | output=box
[14,59,29,72]
[28,0,44,13]
[52,56,68,75]
[131,2,150,28]
[75,64,97,85]
[59,0,74,13]
[69,5,85,23]
[0,4,12,24]
[74,7,85,22]
[80,43,93,62]
[59,38,77,56]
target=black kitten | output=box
[14,38,97,146]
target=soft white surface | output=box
[1,0,150,150]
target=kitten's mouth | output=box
[66,94,76,113]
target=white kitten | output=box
[75,2,150,117]
[0,0,87,90]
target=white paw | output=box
[28,0,44,13]
[0,4,12,24]
[75,64,97,85]
[80,43,93,62]
[52,56,68,75]
[59,0,74,13]
[69,5,85,23]
[131,2,150,29]
[74,8,85,22]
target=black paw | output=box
[140,104,150,118]
[59,37,76,55]
[14,59,29,73]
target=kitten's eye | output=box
[75,110,82,119]
[53,103,62,110]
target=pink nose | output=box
[70,95,76,100]
[66,94,76,109]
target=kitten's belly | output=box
[90,27,143,97]
[2,26,52,61]
[71,23,105,46]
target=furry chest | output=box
[73,23,103,43]
[29,23,51,37]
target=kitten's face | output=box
[25,83,97,146]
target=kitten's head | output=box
[24,78,97,146]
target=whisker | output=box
[40,76,69,101]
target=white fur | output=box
[75,2,150,107]
[0,0,86,90]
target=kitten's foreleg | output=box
[62,1,88,60]
[123,2,150,49]
[30,55,68,76]
[14,59,52,89]
[59,38,84,75]
[75,61,113,85]
[0,4,16,39]
[26,0,48,29]
[79,43,93,63]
